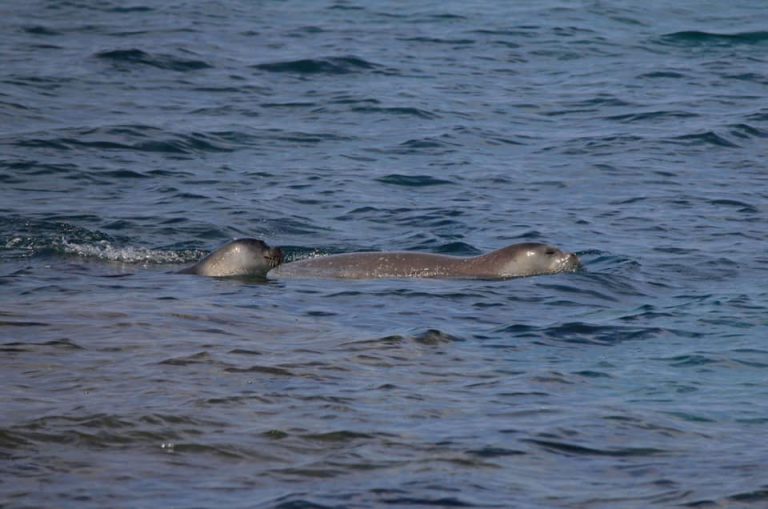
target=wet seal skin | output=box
[182,239,580,280]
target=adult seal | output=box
[270,242,580,279]
[181,239,580,279]
[179,238,283,277]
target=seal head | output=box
[180,238,283,277]
[475,242,580,278]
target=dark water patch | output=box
[306,310,337,317]
[467,446,526,458]
[22,26,61,36]
[659,31,768,47]
[300,430,374,443]
[108,5,154,13]
[0,321,50,329]
[375,174,455,187]
[254,56,380,75]
[637,70,689,79]
[228,348,263,356]
[573,370,613,378]
[329,95,380,106]
[95,49,212,72]
[400,36,476,45]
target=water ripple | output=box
[254,56,382,75]
[95,48,212,71]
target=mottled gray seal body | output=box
[269,243,580,280]
[179,238,283,277]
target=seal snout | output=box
[565,252,581,270]
[266,247,284,268]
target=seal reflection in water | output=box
[181,238,580,279]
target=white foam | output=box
[61,239,200,264]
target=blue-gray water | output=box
[2,1,767,507]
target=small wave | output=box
[340,329,460,350]
[729,123,768,140]
[95,48,212,72]
[159,351,217,366]
[398,138,452,150]
[351,106,438,119]
[432,242,481,256]
[12,125,235,155]
[727,489,768,504]
[375,174,455,187]
[254,56,379,75]
[1,339,82,351]
[399,36,476,45]
[299,430,374,442]
[525,438,665,457]
[708,199,758,214]
[606,110,699,123]
[668,131,739,148]
[501,321,668,346]
[659,30,768,46]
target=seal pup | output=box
[268,242,580,280]
[179,238,283,277]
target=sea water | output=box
[1,1,767,507]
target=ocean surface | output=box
[2,1,767,507]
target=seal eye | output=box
[545,248,556,255]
